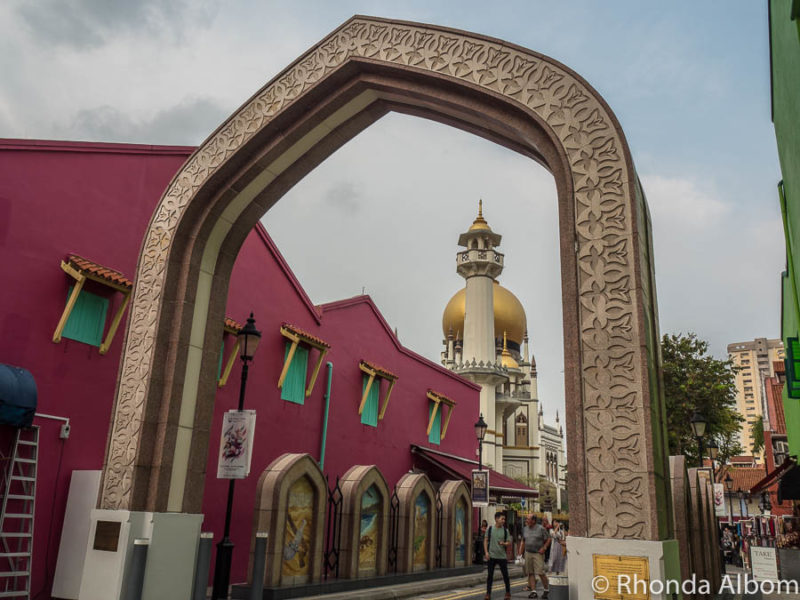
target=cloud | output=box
[642,174,729,228]
[57,97,228,145]
[15,0,217,49]
[642,173,783,356]
[324,182,362,215]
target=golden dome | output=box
[468,199,491,232]
[442,280,527,345]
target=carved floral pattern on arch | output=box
[587,473,647,539]
[102,17,655,540]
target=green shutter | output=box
[361,375,379,427]
[62,286,109,347]
[217,340,225,382]
[428,401,442,445]
[281,342,309,404]
[786,337,800,399]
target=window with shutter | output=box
[282,343,309,404]
[361,375,380,426]
[428,401,442,444]
[62,286,109,347]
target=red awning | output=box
[411,445,539,498]
[749,457,797,495]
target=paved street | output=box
[416,579,538,599]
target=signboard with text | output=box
[217,410,256,479]
[592,554,650,600]
[751,546,779,581]
[471,469,489,506]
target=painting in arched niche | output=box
[396,472,436,573]
[412,491,431,571]
[282,476,314,581]
[339,465,389,579]
[439,480,472,568]
[359,485,381,573]
[250,453,326,588]
[455,499,467,565]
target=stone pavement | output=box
[298,565,528,600]
[715,564,800,600]
[293,564,800,600]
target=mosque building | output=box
[441,202,566,509]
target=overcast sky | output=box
[1,1,783,425]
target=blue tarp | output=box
[0,364,37,427]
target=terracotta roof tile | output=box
[427,389,456,406]
[67,254,133,289]
[716,465,768,491]
[360,360,398,381]
[281,323,330,349]
[224,317,242,333]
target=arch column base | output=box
[79,509,202,600]
[566,537,681,600]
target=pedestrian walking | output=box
[548,520,566,574]
[484,511,512,600]
[518,514,551,599]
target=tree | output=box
[751,415,765,456]
[661,332,743,466]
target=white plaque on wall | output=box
[217,410,256,479]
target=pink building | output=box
[0,139,529,598]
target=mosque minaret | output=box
[442,201,565,509]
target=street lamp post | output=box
[474,414,488,471]
[211,313,261,600]
[725,472,734,522]
[691,412,707,469]
[707,439,719,474]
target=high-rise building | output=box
[441,202,566,508]
[727,338,785,459]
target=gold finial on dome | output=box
[500,330,519,369]
[468,199,491,232]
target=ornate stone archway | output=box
[100,16,671,548]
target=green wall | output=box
[772,0,800,455]
[782,275,800,451]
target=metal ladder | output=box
[0,427,38,599]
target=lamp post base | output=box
[211,537,234,600]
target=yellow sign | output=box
[592,554,650,600]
